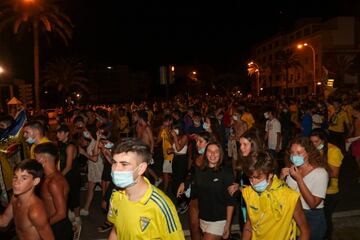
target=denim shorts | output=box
[304,208,327,240]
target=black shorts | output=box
[51,218,73,240]
[66,173,81,210]
[101,161,112,182]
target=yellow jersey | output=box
[108,178,184,240]
[329,110,350,133]
[241,112,255,129]
[160,128,174,161]
[326,143,343,194]
[242,176,300,240]
[30,137,51,159]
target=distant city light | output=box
[171,66,175,72]
[107,66,112,70]
[44,90,48,94]
[317,82,322,85]
[0,67,4,74]
[192,71,197,75]
[260,88,264,91]
[76,93,81,98]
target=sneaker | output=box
[80,209,89,216]
[68,210,75,222]
[73,223,82,240]
[154,178,163,187]
[97,221,113,233]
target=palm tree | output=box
[323,53,356,88]
[42,57,89,105]
[275,49,302,96]
[0,0,73,109]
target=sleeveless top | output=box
[173,143,187,155]
[59,141,80,178]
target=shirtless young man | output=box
[135,110,162,185]
[34,142,73,240]
[0,160,54,240]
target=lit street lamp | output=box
[247,61,260,97]
[297,43,316,95]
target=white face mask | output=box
[174,129,179,135]
[264,112,269,119]
[233,115,239,121]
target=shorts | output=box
[200,219,226,236]
[51,218,73,240]
[66,173,81,210]
[162,160,173,173]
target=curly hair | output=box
[288,136,327,168]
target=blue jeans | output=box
[304,208,327,240]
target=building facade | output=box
[250,16,360,96]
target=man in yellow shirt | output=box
[310,129,343,239]
[328,99,351,152]
[108,138,184,240]
[242,152,309,240]
[23,121,51,159]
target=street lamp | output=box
[297,43,316,95]
[247,61,260,97]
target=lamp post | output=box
[297,43,316,95]
[248,61,260,97]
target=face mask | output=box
[317,143,324,150]
[251,179,269,193]
[198,147,205,155]
[83,131,91,139]
[290,155,305,167]
[104,142,114,149]
[202,123,209,131]
[111,169,137,188]
[264,112,269,119]
[233,115,239,121]
[184,185,191,198]
[174,129,179,135]
[26,137,36,144]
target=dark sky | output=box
[62,0,356,65]
[2,0,357,80]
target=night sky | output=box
[64,0,355,65]
[1,0,358,80]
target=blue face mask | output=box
[202,123,209,131]
[198,147,205,155]
[26,137,36,144]
[104,142,114,149]
[290,155,305,167]
[251,179,269,193]
[111,169,137,188]
[317,143,324,150]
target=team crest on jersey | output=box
[140,217,151,232]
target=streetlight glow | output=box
[0,67,4,74]
[192,71,197,75]
[247,61,261,97]
[171,66,175,72]
[297,42,317,95]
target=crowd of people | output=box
[0,91,359,240]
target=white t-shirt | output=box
[286,167,328,210]
[312,114,323,129]
[265,118,281,150]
